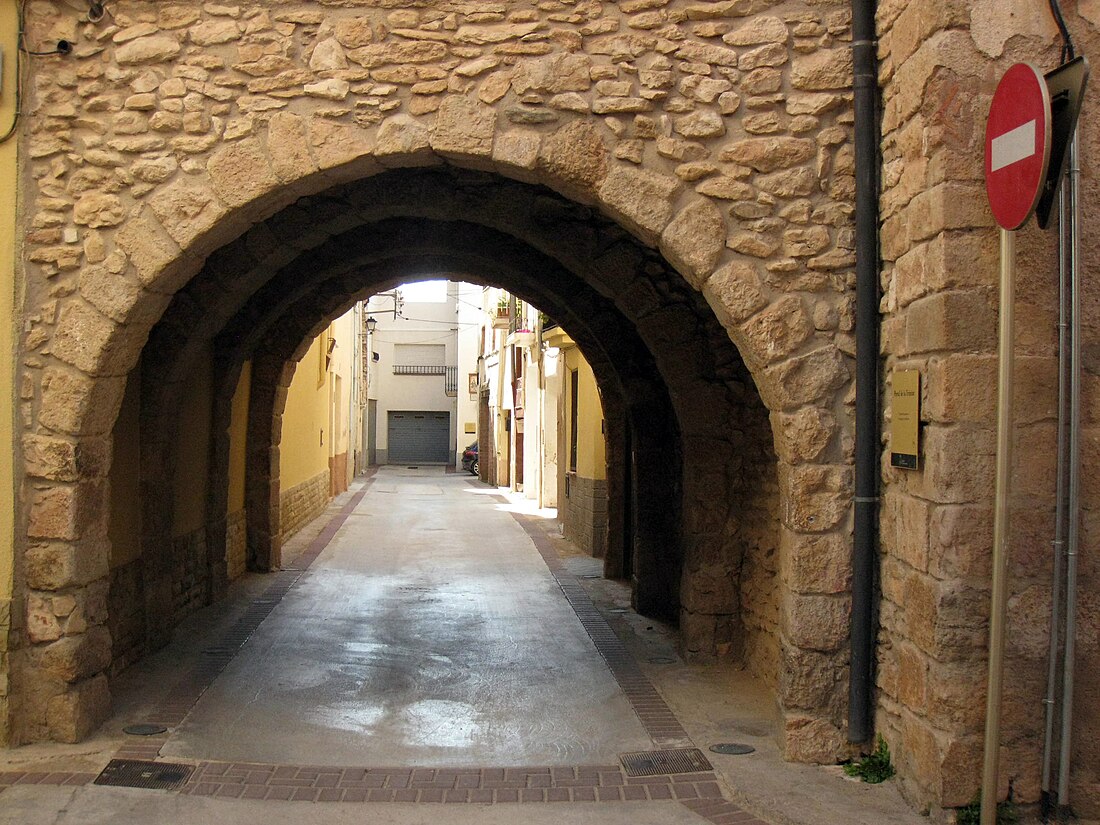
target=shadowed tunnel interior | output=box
[107,165,779,690]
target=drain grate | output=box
[620,748,712,777]
[94,759,193,790]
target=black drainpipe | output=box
[848,0,881,745]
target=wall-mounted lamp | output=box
[366,316,378,333]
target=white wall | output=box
[455,282,483,464]
[366,282,458,464]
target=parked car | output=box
[461,441,479,475]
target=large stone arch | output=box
[14,1,856,760]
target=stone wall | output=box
[562,473,608,558]
[107,559,144,675]
[171,524,211,621]
[279,470,330,543]
[876,0,1100,816]
[226,507,247,581]
[0,599,12,744]
[13,0,858,764]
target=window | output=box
[569,368,579,473]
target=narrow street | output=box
[0,469,924,825]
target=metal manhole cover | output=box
[710,743,756,755]
[94,759,193,790]
[620,748,712,777]
[123,724,167,736]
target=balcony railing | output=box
[393,364,446,376]
[445,366,458,397]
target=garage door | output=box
[387,411,450,463]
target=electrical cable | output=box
[1048,0,1076,63]
[0,0,26,144]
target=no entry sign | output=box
[985,62,1052,230]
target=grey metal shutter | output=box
[387,411,450,463]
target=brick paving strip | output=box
[0,475,771,823]
[503,505,693,749]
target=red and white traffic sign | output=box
[985,62,1052,230]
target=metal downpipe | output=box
[1040,138,1071,819]
[848,0,880,745]
[1056,131,1082,816]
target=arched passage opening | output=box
[126,165,778,661]
[19,159,851,762]
[105,165,780,724]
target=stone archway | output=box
[15,2,855,759]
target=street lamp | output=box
[366,316,377,333]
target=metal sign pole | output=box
[981,227,1015,825]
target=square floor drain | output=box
[620,748,712,777]
[94,759,193,790]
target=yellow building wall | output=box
[172,349,213,536]
[279,334,332,491]
[329,312,355,459]
[1,0,19,602]
[564,347,606,481]
[227,361,251,515]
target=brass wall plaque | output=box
[890,370,920,469]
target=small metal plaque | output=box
[94,759,193,790]
[710,743,756,755]
[620,748,712,777]
[890,370,920,469]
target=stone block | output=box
[33,627,112,684]
[148,176,231,253]
[783,592,850,653]
[659,198,725,288]
[538,120,609,204]
[928,504,992,580]
[791,50,852,91]
[28,482,106,542]
[597,165,680,242]
[779,646,844,711]
[779,464,851,533]
[762,345,850,411]
[702,260,769,328]
[896,642,928,711]
[719,137,815,172]
[374,114,433,167]
[265,112,319,185]
[781,529,851,594]
[46,675,110,743]
[914,424,996,505]
[771,406,836,464]
[904,289,996,355]
[904,574,987,662]
[782,714,844,763]
[924,661,986,731]
[114,206,191,295]
[39,369,126,437]
[308,118,383,180]
[430,95,496,160]
[207,138,281,210]
[925,354,996,424]
[740,295,814,365]
[492,129,541,181]
[884,490,931,573]
[50,301,125,377]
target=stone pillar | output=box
[18,434,115,743]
